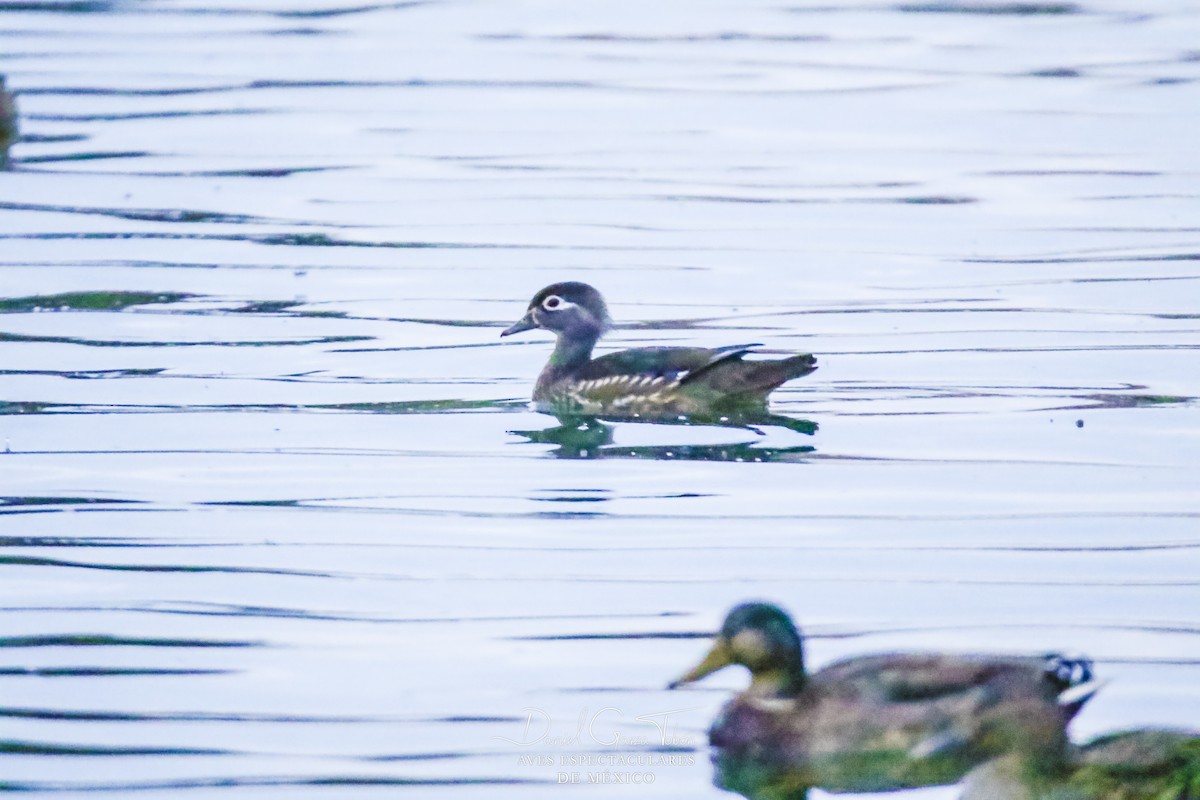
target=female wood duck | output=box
[501,282,817,417]
[668,602,1101,795]
[962,729,1200,800]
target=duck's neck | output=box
[747,661,807,699]
[547,326,600,376]
[534,329,601,400]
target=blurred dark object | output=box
[1,75,17,169]
[961,728,1200,800]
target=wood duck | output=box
[669,602,1101,794]
[500,282,816,417]
[962,729,1200,800]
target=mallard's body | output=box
[670,603,1099,795]
[502,283,816,417]
[708,652,1094,794]
[962,729,1200,800]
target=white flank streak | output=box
[1059,679,1107,707]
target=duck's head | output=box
[669,602,807,697]
[501,282,611,342]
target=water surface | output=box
[1,1,1198,798]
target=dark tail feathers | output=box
[1043,653,1102,721]
[1043,653,1093,690]
[682,352,817,398]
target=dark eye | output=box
[542,295,562,310]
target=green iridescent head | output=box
[670,602,806,696]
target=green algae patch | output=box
[0,291,194,313]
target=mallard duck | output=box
[500,282,817,417]
[962,728,1200,800]
[669,602,1100,794]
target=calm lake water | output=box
[1,1,1198,798]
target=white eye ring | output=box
[542,295,564,310]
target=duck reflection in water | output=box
[961,728,1200,800]
[509,413,818,461]
[669,602,1102,799]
